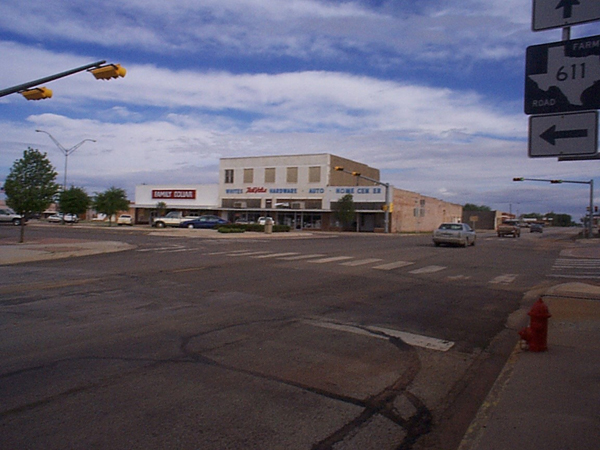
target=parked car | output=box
[530,223,543,233]
[47,213,79,223]
[433,222,476,247]
[0,208,23,226]
[117,214,133,226]
[179,215,229,229]
[258,216,274,225]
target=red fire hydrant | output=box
[519,298,551,352]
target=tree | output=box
[4,147,59,242]
[58,186,91,220]
[333,194,355,231]
[463,203,491,211]
[93,187,130,227]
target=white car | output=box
[47,213,79,223]
[433,223,476,247]
[117,214,133,226]
[258,216,274,225]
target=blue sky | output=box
[1,0,599,219]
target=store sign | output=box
[152,189,196,199]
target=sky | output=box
[1,0,599,220]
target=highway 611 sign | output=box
[525,34,600,115]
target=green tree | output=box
[155,201,167,217]
[58,186,91,220]
[333,194,355,231]
[463,203,491,211]
[4,147,59,242]
[93,187,130,227]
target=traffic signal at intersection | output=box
[90,64,127,80]
[20,87,53,101]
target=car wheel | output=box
[188,224,194,229]
[155,221,165,228]
[13,218,21,226]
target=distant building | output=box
[133,153,462,232]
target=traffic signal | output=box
[352,171,361,176]
[334,166,344,171]
[90,64,126,80]
[550,179,563,184]
[20,87,53,101]
[513,177,524,181]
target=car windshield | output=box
[439,224,462,230]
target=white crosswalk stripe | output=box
[551,258,600,279]
[252,252,300,258]
[373,261,414,271]
[409,265,446,274]
[489,274,517,284]
[279,254,326,261]
[341,258,383,266]
[309,256,354,264]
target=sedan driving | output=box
[179,215,229,229]
[433,223,476,247]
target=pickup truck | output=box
[497,221,521,238]
[152,211,199,228]
[0,208,23,226]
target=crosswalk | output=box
[551,258,600,279]
[137,246,518,285]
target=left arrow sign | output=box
[540,125,588,145]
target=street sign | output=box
[529,111,598,158]
[533,0,600,31]
[525,34,600,115]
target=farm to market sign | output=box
[152,189,196,200]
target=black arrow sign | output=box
[556,0,580,19]
[540,124,588,145]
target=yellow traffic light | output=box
[334,166,344,171]
[90,64,127,80]
[352,171,361,176]
[389,203,393,212]
[20,87,53,101]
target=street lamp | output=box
[36,130,96,192]
[513,177,594,237]
[335,166,391,233]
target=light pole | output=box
[36,130,96,192]
[513,177,594,237]
[335,166,391,233]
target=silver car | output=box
[433,223,476,247]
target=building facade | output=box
[133,154,463,232]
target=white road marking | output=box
[303,319,454,352]
[309,256,354,264]
[227,251,271,256]
[341,258,383,266]
[279,254,326,261]
[252,252,300,258]
[489,274,517,284]
[373,261,414,271]
[409,265,446,274]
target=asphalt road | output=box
[0,225,582,449]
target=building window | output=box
[287,167,298,183]
[308,166,321,183]
[243,168,254,184]
[224,169,234,184]
[265,168,275,183]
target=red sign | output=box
[246,187,267,193]
[152,190,196,200]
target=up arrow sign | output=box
[556,0,580,19]
[533,0,600,31]
[529,112,598,158]
[540,125,588,145]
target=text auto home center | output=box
[133,154,462,232]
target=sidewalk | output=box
[459,242,600,450]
